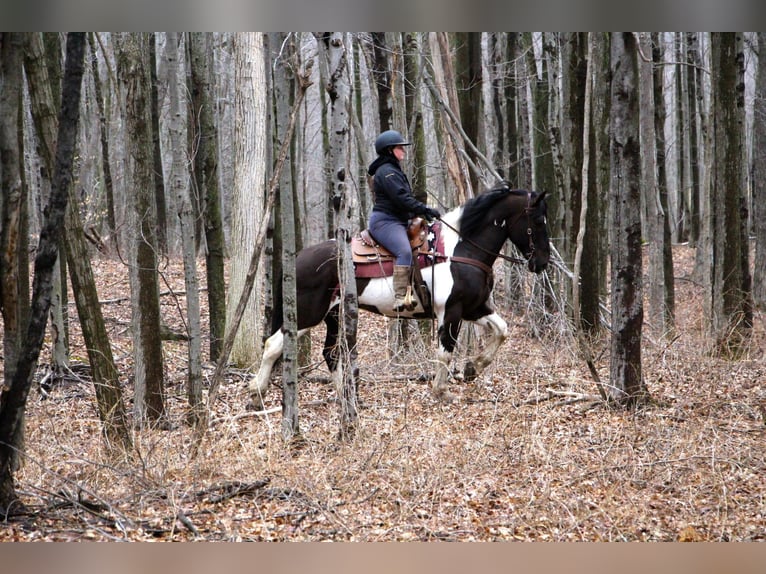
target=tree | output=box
[707,33,752,357]
[227,32,267,367]
[25,32,131,448]
[269,32,300,440]
[148,33,168,255]
[0,31,86,514]
[752,32,766,309]
[116,32,166,425]
[187,32,226,362]
[608,32,648,407]
[318,33,358,437]
[639,32,673,335]
[0,32,28,473]
[165,33,203,424]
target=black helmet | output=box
[374,130,411,155]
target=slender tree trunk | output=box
[318,32,358,437]
[166,33,203,424]
[25,32,132,448]
[752,32,766,308]
[708,33,752,357]
[117,32,166,425]
[639,32,671,336]
[148,33,168,255]
[580,32,610,334]
[270,32,300,440]
[35,34,70,377]
[0,32,86,514]
[608,32,647,407]
[653,33,676,334]
[0,32,27,475]
[89,33,117,237]
[188,32,226,362]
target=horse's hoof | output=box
[463,362,477,382]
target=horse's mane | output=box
[459,185,530,238]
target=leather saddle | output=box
[352,217,429,265]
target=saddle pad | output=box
[352,221,447,279]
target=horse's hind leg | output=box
[247,330,284,411]
[464,312,508,382]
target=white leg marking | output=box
[473,313,508,373]
[249,330,284,399]
[431,345,454,400]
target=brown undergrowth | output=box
[2,245,764,541]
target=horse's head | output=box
[508,190,550,274]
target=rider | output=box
[368,129,440,311]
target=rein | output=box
[437,191,536,268]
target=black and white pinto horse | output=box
[248,185,550,409]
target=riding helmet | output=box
[375,130,411,155]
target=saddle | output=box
[351,217,429,266]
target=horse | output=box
[248,185,550,409]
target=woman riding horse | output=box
[368,130,440,311]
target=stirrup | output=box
[394,286,416,312]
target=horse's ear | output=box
[533,190,548,206]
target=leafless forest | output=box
[1,32,765,540]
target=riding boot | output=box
[393,265,415,312]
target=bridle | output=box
[437,191,540,269]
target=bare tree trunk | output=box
[639,32,672,336]
[166,33,203,425]
[608,32,647,407]
[0,32,86,514]
[581,32,610,335]
[708,33,752,357]
[25,32,131,447]
[227,32,267,367]
[188,32,226,362]
[36,34,70,378]
[653,33,676,334]
[318,33,358,438]
[753,32,766,309]
[148,33,168,255]
[270,32,300,440]
[0,32,27,475]
[117,32,166,425]
[89,33,116,238]
[428,32,471,202]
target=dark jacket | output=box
[368,155,431,223]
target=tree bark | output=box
[227,32,267,367]
[753,32,766,309]
[0,32,27,475]
[166,33,204,424]
[708,33,752,357]
[188,32,226,362]
[608,32,647,407]
[117,32,166,425]
[148,33,168,255]
[25,32,132,448]
[0,32,86,514]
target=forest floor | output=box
[1,244,765,541]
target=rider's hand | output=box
[424,207,441,220]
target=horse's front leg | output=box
[247,329,284,410]
[432,309,462,403]
[464,312,508,382]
